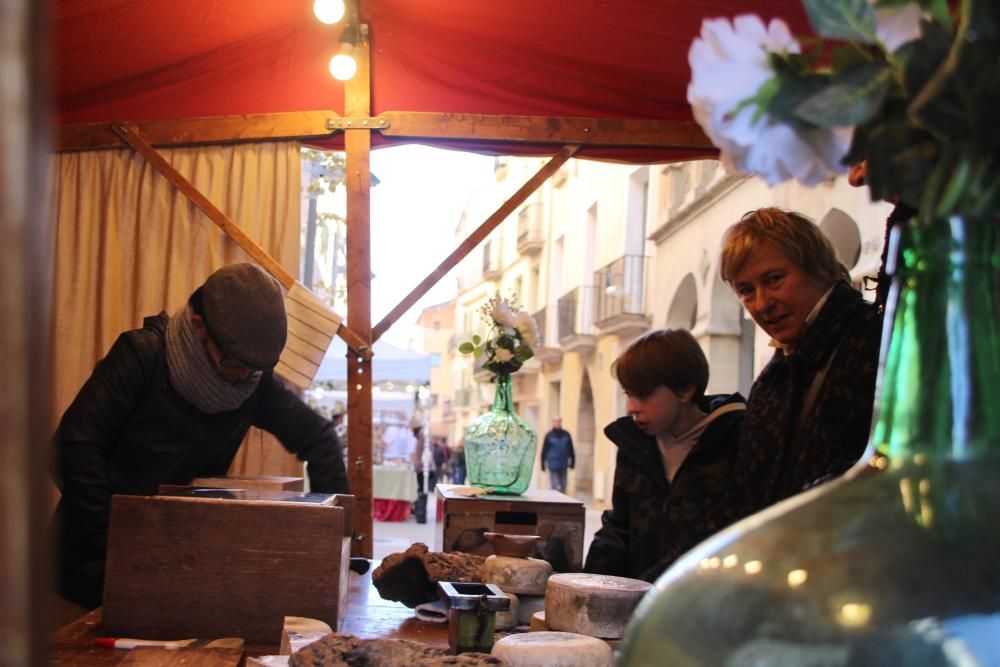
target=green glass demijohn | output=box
[617,216,1000,666]
[464,373,537,495]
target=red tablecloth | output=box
[373,499,411,521]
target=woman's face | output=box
[731,240,827,346]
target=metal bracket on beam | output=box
[326,116,390,130]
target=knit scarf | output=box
[165,306,259,414]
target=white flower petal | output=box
[874,2,923,52]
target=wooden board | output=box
[102,493,353,644]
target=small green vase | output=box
[617,215,1000,665]
[464,373,537,495]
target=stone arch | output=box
[819,208,862,270]
[665,273,698,330]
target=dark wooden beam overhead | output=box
[58,111,713,152]
[57,111,339,151]
[378,112,714,149]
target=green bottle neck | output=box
[492,373,513,413]
[871,215,1000,462]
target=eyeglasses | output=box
[204,333,263,376]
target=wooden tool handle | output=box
[110,120,295,289]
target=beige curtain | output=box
[49,141,305,480]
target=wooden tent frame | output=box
[55,32,715,558]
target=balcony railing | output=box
[517,202,544,255]
[594,255,648,323]
[557,285,597,340]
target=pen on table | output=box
[94,637,194,650]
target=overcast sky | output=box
[369,145,494,347]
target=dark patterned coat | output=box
[583,393,746,582]
[737,281,883,513]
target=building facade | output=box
[442,156,894,508]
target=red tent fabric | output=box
[54,0,810,162]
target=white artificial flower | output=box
[491,301,516,328]
[493,348,514,363]
[873,1,923,53]
[688,14,852,187]
[515,311,539,347]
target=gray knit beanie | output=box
[199,263,287,369]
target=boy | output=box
[583,329,745,581]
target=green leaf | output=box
[766,65,831,126]
[831,42,873,73]
[458,342,475,354]
[795,63,894,127]
[802,0,878,42]
[514,345,534,363]
[472,335,481,345]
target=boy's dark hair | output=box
[612,329,709,400]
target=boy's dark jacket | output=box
[583,393,745,582]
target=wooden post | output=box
[1,0,52,661]
[345,24,374,558]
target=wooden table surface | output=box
[52,564,448,665]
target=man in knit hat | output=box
[52,263,349,612]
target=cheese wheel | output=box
[492,631,612,667]
[529,610,548,632]
[495,591,520,630]
[279,616,332,655]
[544,573,652,639]
[481,555,553,595]
[516,594,545,626]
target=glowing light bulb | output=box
[313,0,345,24]
[329,43,357,81]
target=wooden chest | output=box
[434,485,586,571]
[102,489,353,644]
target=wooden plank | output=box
[120,645,243,666]
[373,144,579,341]
[379,112,714,149]
[345,26,374,560]
[58,111,714,152]
[58,111,338,151]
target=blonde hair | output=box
[719,208,850,288]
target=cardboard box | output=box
[434,485,585,571]
[102,489,354,644]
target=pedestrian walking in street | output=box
[541,416,575,493]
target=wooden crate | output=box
[434,485,585,571]
[102,490,354,644]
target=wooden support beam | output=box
[58,110,339,151]
[372,144,580,342]
[58,110,715,153]
[372,112,713,149]
[344,25,374,560]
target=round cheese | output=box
[516,594,546,626]
[481,555,553,595]
[492,631,612,667]
[544,573,652,639]
[529,611,548,632]
[495,591,520,630]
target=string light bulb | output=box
[313,0,345,24]
[329,42,357,81]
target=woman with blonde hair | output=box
[721,208,882,514]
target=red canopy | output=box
[54,0,809,162]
